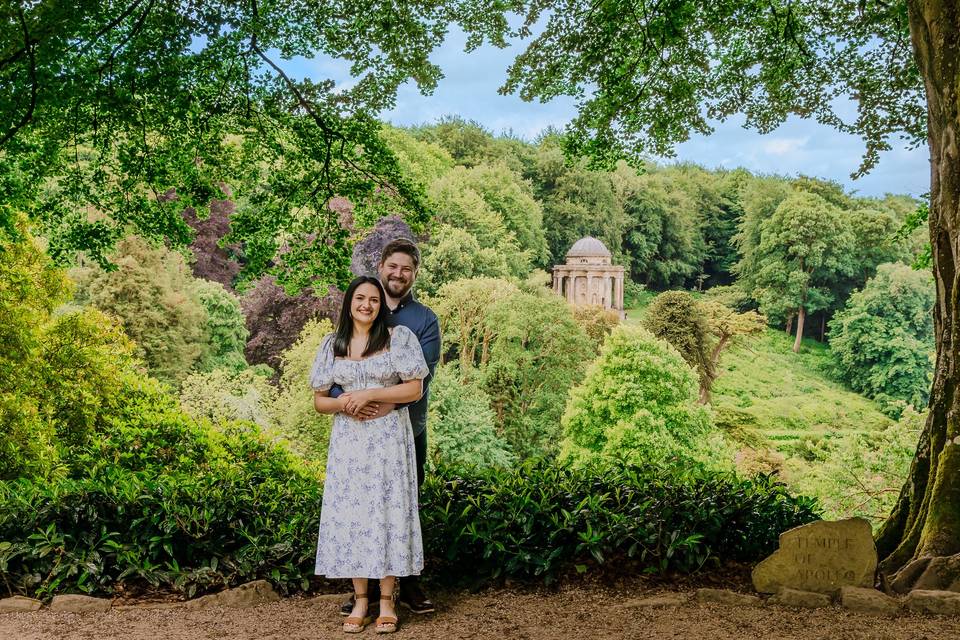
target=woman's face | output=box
[350,282,381,325]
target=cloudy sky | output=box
[288,26,929,199]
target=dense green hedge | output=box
[0,457,818,598]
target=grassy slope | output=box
[623,303,899,521]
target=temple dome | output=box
[566,236,611,258]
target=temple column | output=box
[566,275,575,303]
[615,274,624,310]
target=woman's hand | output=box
[342,389,376,416]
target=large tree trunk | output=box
[876,0,960,593]
[792,306,805,353]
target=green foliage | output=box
[0,456,818,596]
[381,126,455,188]
[421,460,819,583]
[571,304,621,351]
[561,325,730,473]
[179,369,276,431]
[429,277,521,371]
[531,140,629,265]
[191,279,249,373]
[416,225,515,298]
[482,292,595,459]
[272,318,336,463]
[501,2,922,177]
[642,291,713,394]
[751,191,855,325]
[70,236,208,385]
[427,364,517,471]
[783,407,922,523]
[828,262,935,415]
[0,216,134,480]
[0,435,322,598]
[613,165,707,288]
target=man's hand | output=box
[358,402,396,421]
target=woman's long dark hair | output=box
[333,276,390,358]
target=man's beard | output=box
[384,277,412,298]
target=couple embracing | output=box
[309,238,440,634]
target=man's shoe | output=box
[397,578,435,614]
[340,586,381,616]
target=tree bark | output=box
[785,313,794,335]
[876,0,960,591]
[793,306,805,353]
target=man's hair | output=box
[380,237,421,269]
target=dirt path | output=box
[2,581,957,640]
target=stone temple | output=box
[551,237,625,316]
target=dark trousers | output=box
[414,427,427,490]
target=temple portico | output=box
[551,237,625,316]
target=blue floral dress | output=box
[309,325,429,579]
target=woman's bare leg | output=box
[379,576,397,621]
[344,577,369,630]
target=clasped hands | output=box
[339,391,395,421]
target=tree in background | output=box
[70,236,208,384]
[427,363,517,471]
[751,192,855,352]
[191,280,249,373]
[530,139,629,266]
[560,325,728,473]
[642,291,713,400]
[183,196,242,291]
[482,292,594,459]
[430,277,521,373]
[699,301,767,403]
[570,304,621,352]
[241,276,341,374]
[416,225,515,297]
[613,166,705,288]
[829,263,935,416]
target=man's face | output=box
[378,251,417,298]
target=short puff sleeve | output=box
[390,325,429,382]
[309,333,336,391]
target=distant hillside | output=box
[624,302,913,523]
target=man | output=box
[330,237,440,616]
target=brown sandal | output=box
[343,593,372,634]
[375,596,399,634]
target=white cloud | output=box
[762,137,810,156]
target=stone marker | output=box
[752,518,876,594]
[695,588,762,607]
[49,595,112,613]
[768,587,832,609]
[839,586,900,616]
[0,596,42,613]
[184,580,280,609]
[904,589,960,615]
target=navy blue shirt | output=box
[330,291,440,437]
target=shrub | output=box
[0,456,818,597]
[421,460,819,583]
[0,217,134,480]
[179,368,276,431]
[560,325,731,473]
[427,364,516,471]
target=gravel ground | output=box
[2,581,958,640]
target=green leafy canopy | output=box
[0,1,516,290]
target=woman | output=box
[310,275,428,634]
